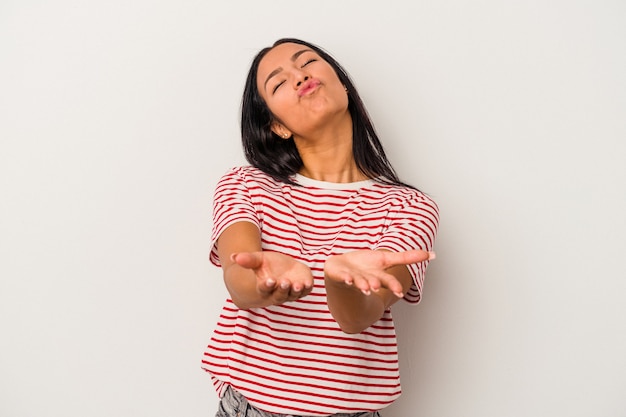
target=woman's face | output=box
[256,42,349,138]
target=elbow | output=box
[328,300,382,334]
[335,318,369,334]
[230,298,249,310]
[340,326,366,335]
[229,295,259,310]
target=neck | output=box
[294,118,368,183]
[298,162,367,183]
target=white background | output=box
[1,1,625,416]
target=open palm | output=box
[232,251,314,304]
[324,249,432,297]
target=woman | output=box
[202,38,439,417]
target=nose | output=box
[295,75,309,88]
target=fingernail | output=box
[266,279,275,287]
[230,253,238,262]
[428,251,436,260]
[394,291,404,298]
[361,289,371,296]
[280,282,290,290]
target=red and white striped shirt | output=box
[202,166,439,416]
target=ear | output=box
[270,121,292,139]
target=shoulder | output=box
[219,165,266,180]
[372,183,438,212]
[217,165,276,186]
[216,165,287,195]
[367,184,440,230]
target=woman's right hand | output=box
[230,251,314,305]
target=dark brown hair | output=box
[241,38,412,188]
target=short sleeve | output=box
[209,167,260,267]
[374,192,439,304]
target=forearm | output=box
[324,253,416,334]
[325,278,389,334]
[216,222,268,309]
[223,263,274,309]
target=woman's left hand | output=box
[324,249,434,298]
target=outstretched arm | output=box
[324,249,435,334]
[216,221,314,309]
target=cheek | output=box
[265,96,296,123]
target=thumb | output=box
[230,251,263,269]
[385,250,436,266]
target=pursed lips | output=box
[297,79,321,97]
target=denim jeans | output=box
[215,386,382,417]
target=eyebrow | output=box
[263,48,314,91]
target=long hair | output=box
[241,38,412,188]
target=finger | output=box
[270,280,292,304]
[369,277,382,292]
[257,277,277,296]
[351,274,373,296]
[383,250,435,266]
[289,286,304,299]
[301,273,315,290]
[292,279,314,294]
[231,252,263,269]
[292,265,314,290]
[332,270,355,286]
[382,275,405,298]
[291,281,304,292]
[364,270,404,298]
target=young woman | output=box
[202,38,439,417]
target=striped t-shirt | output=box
[202,166,439,416]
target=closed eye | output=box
[272,80,285,94]
[302,58,317,67]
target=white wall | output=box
[1,1,624,416]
